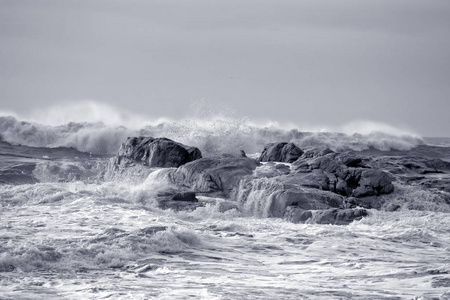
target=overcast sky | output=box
[1,0,449,136]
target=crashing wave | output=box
[0,115,425,156]
[0,101,426,155]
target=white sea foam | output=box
[1,170,450,299]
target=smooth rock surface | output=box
[259,142,304,163]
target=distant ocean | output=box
[1,114,450,299]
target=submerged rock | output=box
[157,199,203,211]
[284,206,368,225]
[156,190,202,211]
[171,191,198,202]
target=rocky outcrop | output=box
[105,137,202,180]
[117,137,202,168]
[106,137,398,225]
[231,148,395,224]
[259,142,304,163]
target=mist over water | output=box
[0,101,426,156]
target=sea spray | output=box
[0,115,425,157]
[235,177,285,218]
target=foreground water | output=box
[1,179,450,299]
[1,116,450,299]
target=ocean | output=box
[1,115,450,299]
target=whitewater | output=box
[1,106,450,300]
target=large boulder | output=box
[169,157,260,197]
[259,142,304,163]
[117,137,202,168]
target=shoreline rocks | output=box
[106,137,407,225]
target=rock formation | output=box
[107,137,400,225]
[259,142,304,163]
[117,136,202,168]
[105,137,202,180]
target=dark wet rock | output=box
[338,153,365,168]
[292,152,395,198]
[424,159,450,172]
[352,169,395,197]
[284,207,313,223]
[105,136,202,180]
[284,206,367,225]
[157,199,204,211]
[0,263,15,272]
[350,196,387,210]
[312,208,368,225]
[117,136,202,168]
[273,163,291,174]
[364,156,450,177]
[0,163,38,185]
[303,154,342,174]
[320,148,336,156]
[155,189,202,210]
[423,179,450,193]
[171,191,198,202]
[170,157,260,197]
[285,169,331,191]
[259,142,304,163]
[302,147,335,159]
[336,178,352,196]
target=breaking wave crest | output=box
[0,102,425,155]
[0,116,135,154]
